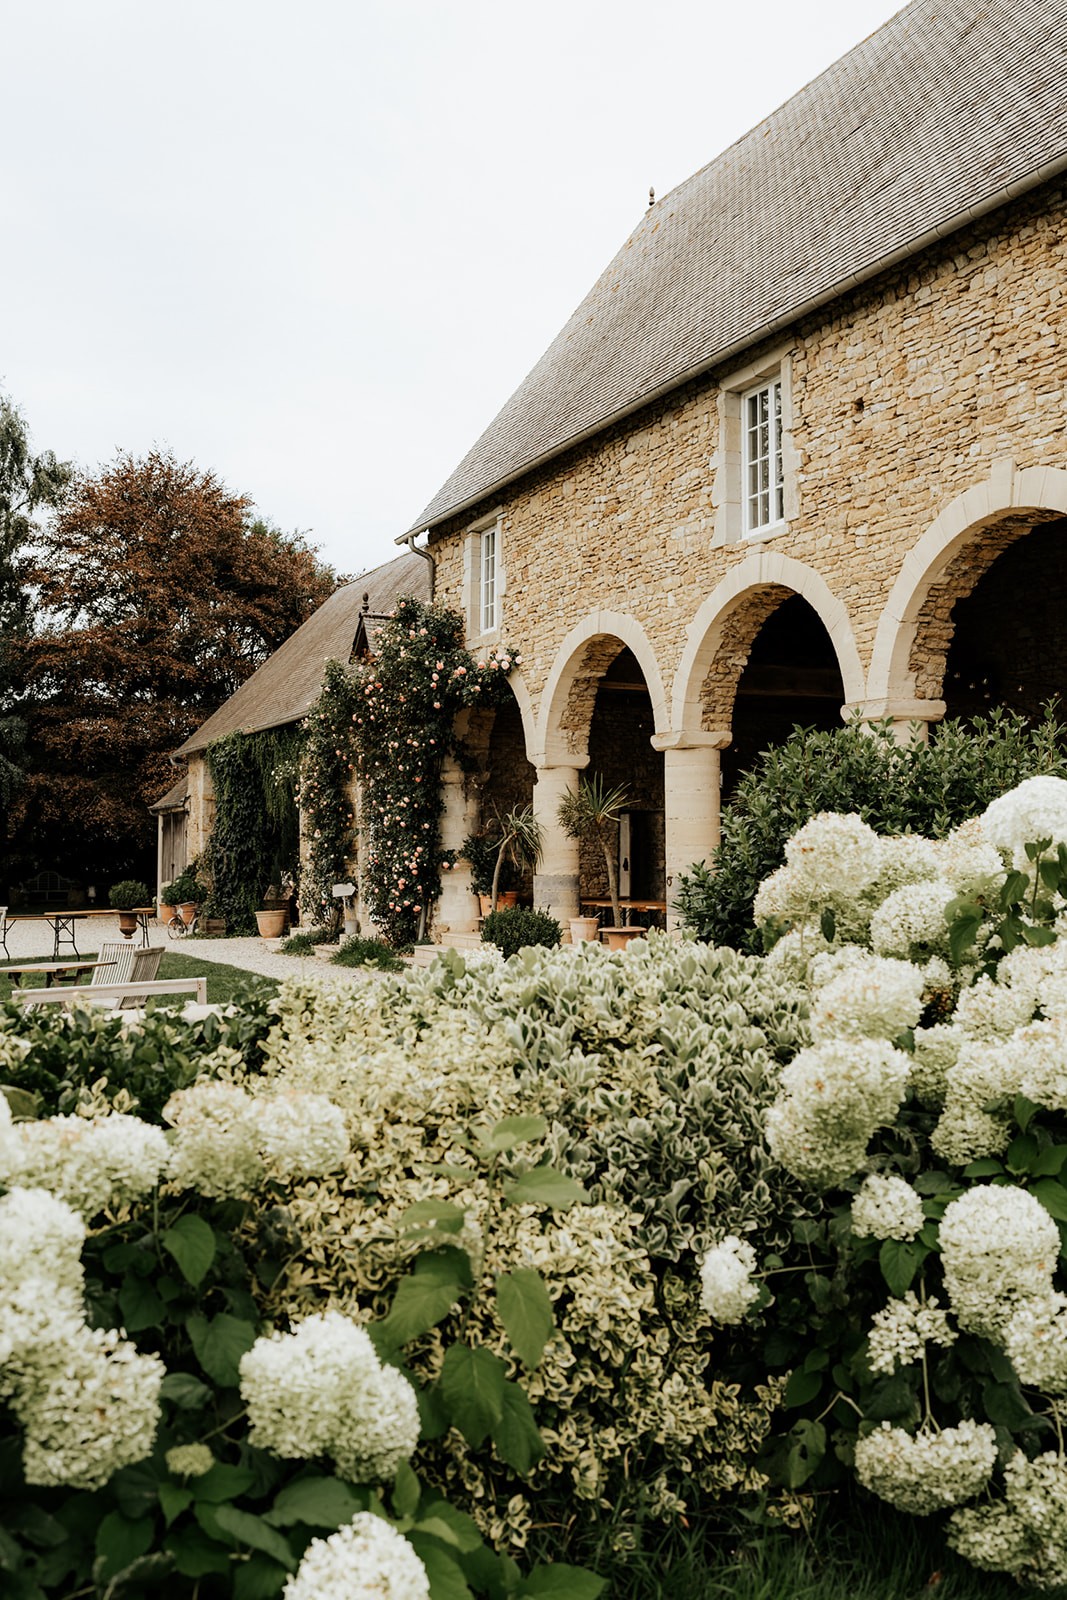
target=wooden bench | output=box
[11,977,208,1010]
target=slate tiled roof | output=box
[172,551,431,756]
[408,0,1067,535]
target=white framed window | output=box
[480,524,498,634]
[743,378,784,533]
[711,345,796,546]
[464,511,503,639]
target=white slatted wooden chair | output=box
[91,940,137,987]
[119,946,164,1008]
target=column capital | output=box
[845,698,946,724]
[531,755,590,776]
[651,729,732,753]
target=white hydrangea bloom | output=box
[939,1185,1059,1339]
[284,1514,430,1600]
[0,1277,86,1399]
[981,776,1067,869]
[932,818,1005,898]
[1005,1016,1067,1112]
[164,1081,264,1197]
[0,1114,170,1217]
[931,1039,1021,1165]
[867,1291,956,1375]
[996,943,1067,1019]
[953,1451,1067,1587]
[13,1324,164,1489]
[765,1038,911,1189]
[762,923,833,985]
[808,944,867,991]
[854,1419,997,1515]
[810,954,925,1042]
[699,1236,760,1323]
[254,1092,350,1180]
[1002,1450,1067,1548]
[784,812,881,898]
[0,1187,86,1298]
[240,1310,419,1484]
[909,1024,963,1106]
[850,1174,924,1241]
[868,880,955,960]
[868,833,941,898]
[1003,1293,1067,1393]
[165,1442,215,1478]
[753,863,810,926]
[952,975,1034,1039]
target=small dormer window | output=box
[743,378,784,533]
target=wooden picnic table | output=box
[5,909,155,958]
[579,898,668,926]
[1,959,117,989]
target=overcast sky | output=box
[6,0,904,581]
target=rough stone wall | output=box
[427,180,1067,739]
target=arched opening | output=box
[464,687,536,900]
[721,593,845,794]
[584,645,665,911]
[942,519,1067,721]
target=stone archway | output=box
[868,465,1067,724]
[532,614,668,929]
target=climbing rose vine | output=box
[351,596,519,945]
[296,659,361,928]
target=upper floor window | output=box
[743,378,784,532]
[711,346,795,547]
[465,511,503,638]
[480,524,498,634]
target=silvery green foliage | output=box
[347,935,811,1261]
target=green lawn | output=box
[0,949,277,1007]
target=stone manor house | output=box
[167,0,1067,938]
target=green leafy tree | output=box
[0,394,72,871]
[11,449,337,884]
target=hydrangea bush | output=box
[728,775,1067,1590]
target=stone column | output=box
[532,764,584,930]
[435,753,481,935]
[846,698,946,747]
[653,732,730,933]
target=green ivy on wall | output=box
[296,659,361,928]
[204,725,303,933]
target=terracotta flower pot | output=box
[601,926,646,951]
[255,908,288,939]
[160,904,180,927]
[179,902,199,926]
[569,916,601,943]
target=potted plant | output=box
[461,832,502,916]
[487,806,543,914]
[163,869,207,927]
[108,878,152,938]
[558,776,639,948]
[255,883,292,940]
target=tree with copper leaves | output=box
[11,449,338,884]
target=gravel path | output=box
[4,916,376,989]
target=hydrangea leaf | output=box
[118,1276,165,1333]
[233,1555,292,1600]
[165,1525,231,1579]
[266,1476,366,1529]
[159,1371,212,1411]
[392,1461,421,1520]
[406,1535,474,1600]
[413,1501,484,1554]
[879,1239,921,1298]
[491,1381,545,1476]
[439,1345,506,1447]
[1030,1178,1067,1224]
[161,1215,217,1288]
[495,1268,555,1369]
[519,1564,606,1596]
[94,1511,154,1581]
[379,1250,472,1349]
[212,1506,295,1571]
[502,1167,589,1210]
[187,1313,257,1389]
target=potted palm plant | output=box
[461,831,503,916]
[558,776,638,948]
[487,806,543,913]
